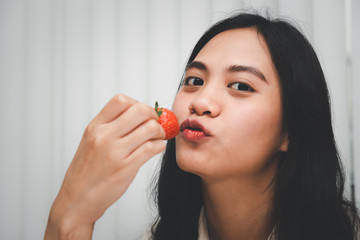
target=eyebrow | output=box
[186,61,207,71]
[186,61,268,83]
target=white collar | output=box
[198,207,210,240]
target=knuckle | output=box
[147,119,159,131]
[88,134,102,148]
[155,141,166,153]
[84,122,97,138]
[142,141,154,155]
[135,102,152,116]
[114,94,127,103]
[84,124,92,136]
[147,119,164,137]
[159,141,166,152]
[86,127,109,149]
[142,140,166,156]
[113,94,129,106]
[159,125,166,138]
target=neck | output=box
[201,175,275,240]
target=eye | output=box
[228,82,254,92]
[184,77,204,86]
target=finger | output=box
[116,119,165,158]
[125,139,166,169]
[109,102,160,137]
[92,94,137,124]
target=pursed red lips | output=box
[179,119,212,141]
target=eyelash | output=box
[184,76,204,86]
[184,76,255,92]
[228,82,255,92]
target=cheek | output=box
[222,102,284,165]
[234,106,282,143]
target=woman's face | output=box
[172,28,288,181]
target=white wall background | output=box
[0,0,359,239]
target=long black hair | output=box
[151,12,359,240]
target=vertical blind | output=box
[0,0,359,239]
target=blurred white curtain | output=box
[0,0,359,239]
[351,0,360,215]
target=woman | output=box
[45,12,359,240]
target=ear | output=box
[280,131,289,152]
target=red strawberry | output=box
[155,101,179,140]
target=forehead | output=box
[193,28,276,79]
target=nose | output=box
[188,86,220,117]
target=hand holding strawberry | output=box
[45,95,166,240]
[155,102,179,140]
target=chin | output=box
[176,153,206,176]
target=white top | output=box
[142,208,274,240]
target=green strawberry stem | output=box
[155,101,163,117]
